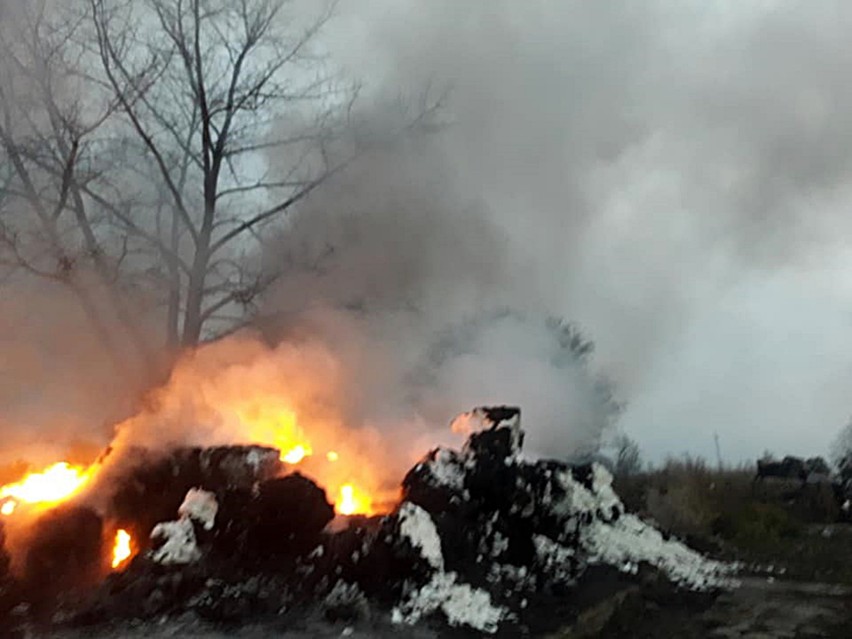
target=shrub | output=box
[645,485,714,538]
[714,502,801,549]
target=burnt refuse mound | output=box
[0,407,735,636]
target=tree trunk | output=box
[166,209,181,350]
[181,234,210,347]
[181,265,206,346]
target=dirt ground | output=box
[702,577,852,638]
[32,616,445,639]
[28,576,852,638]
[592,576,852,638]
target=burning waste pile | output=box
[0,407,735,636]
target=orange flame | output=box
[221,396,383,515]
[0,337,401,522]
[336,483,373,516]
[233,403,314,464]
[111,529,133,569]
[0,462,91,514]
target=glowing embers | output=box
[336,483,373,516]
[112,529,133,569]
[0,461,91,515]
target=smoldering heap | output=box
[0,408,735,636]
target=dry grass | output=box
[613,457,852,583]
[616,457,753,539]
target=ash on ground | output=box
[0,408,736,637]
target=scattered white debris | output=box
[534,534,576,584]
[393,571,507,634]
[401,407,737,636]
[393,500,509,633]
[542,462,735,590]
[552,469,601,517]
[591,464,621,514]
[397,502,444,570]
[581,514,735,590]
[178,488,218,530]
[491,530,509,557]
[427,449,466,490]
[150,487,219,564]
[150,518,201,565]
[487,562,534,590]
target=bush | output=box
[612,434,642,478]
[645,485,714,538]
[714,502,801,549]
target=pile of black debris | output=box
[0,407,734,636]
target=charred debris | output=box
[0,407,734,636]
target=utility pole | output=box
[714,432,723,470]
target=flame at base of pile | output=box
[337,484,372,516]
[0,462,92,516]
[111,530,133,569]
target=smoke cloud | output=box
[0,280,156,467]
[5,1,852,470]
[297,0,852,462]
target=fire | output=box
[233,403,314,463]
[224,396,382,514]
[76,336,400,522]
[283,444,310,464]
[0,461,91,513]
[337,483,372,516]
[111,529,133,569]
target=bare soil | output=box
[27,575,851,638]
[702,577,852,638]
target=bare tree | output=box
[0,0,440,360]
[612,433,642,477]
[0,0,157,377]
[89,0,362,346]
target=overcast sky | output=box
[316,0,852,462]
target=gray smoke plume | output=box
[5,1,852,468]
[256,126,620,459]
[281,0,852,462]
